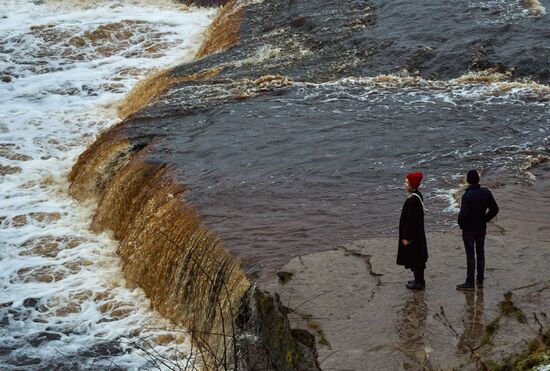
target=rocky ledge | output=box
[262,183,550,370]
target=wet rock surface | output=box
[261,183,550,370]
[0,345,16,356]
[26,331,63,347]
[80,341,125,357]
[22,298,39,308]
[6,355,42,366]
[183,0,230,6]
[234,288,320,370]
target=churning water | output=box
[0,1,214,368]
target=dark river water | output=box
[138,80,550,274]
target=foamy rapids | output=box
[0,1,214,369]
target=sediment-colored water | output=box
[0,1,214,368]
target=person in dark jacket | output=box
[397,172,428,290]
[456,170,499,291]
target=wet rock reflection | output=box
[457,290,485,355]
[396,292,430,370]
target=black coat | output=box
[458,184,499,232]
[396,190,428,269]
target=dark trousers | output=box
[462,229,486,285]
[412,267,425,284]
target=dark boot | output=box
[406,281,425,290]
[406,268,425,290]
[456,282,475,291]
[408,268,415,284]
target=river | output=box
[0,1,213,368]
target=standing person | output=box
[456,170,499,291]
[397,172,428,290]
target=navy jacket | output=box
[458,184,499,232]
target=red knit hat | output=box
[406,172,423,189]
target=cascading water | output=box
[0,1,215,368]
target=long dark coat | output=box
[396,190,428,269]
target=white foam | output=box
[432,187,461,214]
[0,0,214,368]
[467,0,542,24]
[296,77,550,107]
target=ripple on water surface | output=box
[0,0,214,368]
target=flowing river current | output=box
[0,1,214,369]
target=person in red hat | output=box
[396,172,428,290]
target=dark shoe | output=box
[456,282,475,291]
[476,279,484,288]
[406,281,425,290]
[407,279,415,284]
